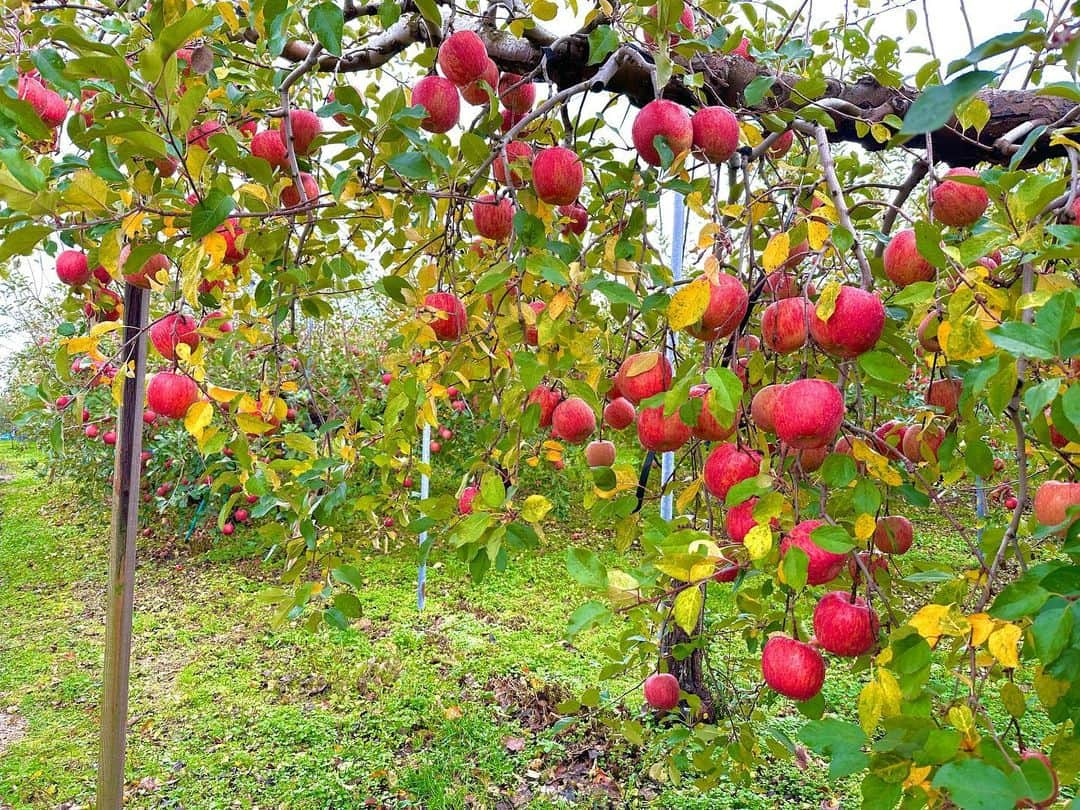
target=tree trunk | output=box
[661,583,715,722]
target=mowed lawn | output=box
[0,444,1035,809]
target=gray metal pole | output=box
[97,283,149,809]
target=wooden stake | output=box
[97,283,149,809]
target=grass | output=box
[0,443,1059,808]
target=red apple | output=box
[750,384,785,434]
[768,130,794,158]
[883,229,935,287]
[632,99,693,166]
[524,300,545,346]
[119,246,170,288]
[1033,480,1080,532]
[279,109,321,155]
[551,397,596,444]
[780,519,846,585]
[773,379,844,450]
[685,273,748,341]
[458,485,480,514]
[873,515,914,554]
[84,424,99,439]
[691,106,740,163]
[146,371,198,419]
[585,440,616,467]
[689,384,736,441]
[643,4,694,46]
[643,672,680,711]
[637,404,691,451]
[460,59,499,106]
[251,129,289,168]
[473,193,514,241]
[280,172,319,207]
[437,31,489,85]
[423,292,467,341]
[761,635,825,701]
[56,250,90,286]
[813,591,879,657]
[731,37,754,60]
[498,73,535,113]
[492,140,532,188]
[527,385,563,427]
[603,397,636,430]
[931,167,988,227]
[558,203,588,236]
[150,313,200,360]
[413,76,460,133]
[848,551,888,584]
[614,351,673,404]
[901,423,945,463]
[809,286,885,358]
[917,311,942,353]
[703,443,761,500]
[761,297,810,354]
[222,522,235,536]
[532,146,583,206]
[725,496,778,543]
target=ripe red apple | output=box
[558,203,588,236]
[187,120,224,150]
[280,172,319,207]
[773,379,844,450]
[763,270,807,299]
[222,522,235,536]
[691,106,740,163]
[551,397,596,445]
[637,404,691,451]
[251,129,289,168]
[585,440,616,467]
[761,297,810,354]
[458,485,480,514]
[926,377,961,414]
[761,635,825,701]
[873,515,914,554]
[809,286,885,358]
[473,194,514,241]
[901,423,945,463]
[439,427,453,440]
[460,59,499,105]
[119,246,170,288]
[500,107,526,133]
[146,371,198,419]
[688,384,736,441]
[413,76,460,133]
[780,519,846,585]
[643,672,680,711]
[527,385,563,427]
[714,562,743,582]
[92,264,111,284]
[84,424,100,439]
[492,140,532,188]
[874,421,908,455]
[424,292,467,341]
[750,384,785,434]
[931,167,988,227]
[632,99,693,166]
[429,440,442,454]
[917,311,942,353]
[234,508,249,523]
[603,397,636,430]
[848,551,888,584]
[643,4,694,46]
[55,395,72,411]
[381,372,393,385]
[102,430,117,446]
[703,443,761,500]
[813,591,880,657]
[1033,480,1080,532]
[279,109,321,155]
[792,444,829,473]
[153,156,179,177]
[685,273,748,341]
[614,351,673,404]
[437,30,489,85]
[725,496,778,543]
[883,229,935,287]
[532,146,583,206]
[1004,496,1019,510]
[150,313,200,360]
[498,73,535,113]
[768,130,794,158]
[731,37,754,60]
[56,250,90,286]
[524,300,545,346]
[738,334,760,353]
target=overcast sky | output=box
[0,0,1057,363]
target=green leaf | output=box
[567,600,610,637]
[947,31,1044,75]
[88,140,125,183]
[590,280,640,307]
[0,148,46,192]
[190,190,236,239]
[1031,603,1073,663]
[899,71,998,135]
[821,454,857,487]
[987,322,1056,360]
[859,351,911,385]
[412,0,441,26]
[931,759,1020,810]
[565,547,608,590]
[0,224,52,261]
[781,545,808,590]
[308,2,345,56]
[810,524,855,553]
[744,76,775,106]
[331,565,364,590]
[387,151,431,180]
[479,471,506,508]
[799,719,869,779]
[989,578,1050,620]
[587,25,619,65]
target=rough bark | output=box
[283,17,1078,169]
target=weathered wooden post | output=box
[97,283,149,808]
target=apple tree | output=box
[2,0,1079,806]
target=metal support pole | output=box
[660,193,687,522]
[97,283,149,809]
[417,421,431,611]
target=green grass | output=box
[0,444,1057,808]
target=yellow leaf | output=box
[202,231,227,270]
[816,281,841,321]
[184,400,213,438]
[89,320,123,339]
[807,219,831,251]
[65,336,98,355]
[908,603,951,646]
[854,513,876,541]
[697,222,721,250]
[858,680,884,733]
[623,352,658,378]
[673,586,703,635]
[762,232,790,273]
[988,623,1021,669]
[967,613,995,646]
[237,413,275,435]
[669,276,712,331]
[744,524,773,560]
[876,668,902,717]
[64,169,110,212]
[940,314,995,361]
[676,477,702,513]
[206,384,242,404]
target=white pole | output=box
[417,421,431,610]
[661,193,686,522]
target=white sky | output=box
[0,0,1056,362]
